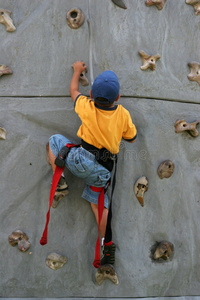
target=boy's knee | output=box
[49,134,66,157]
[49,134,64,143]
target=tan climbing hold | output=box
[0,8,16,32]
[174,119,199,137]
[0,127,6,140]
[8,230,31,252]
[0,65,12,77]
[66,8,85,29]
[72,64,89,86]
[153,241,174,260]
[188,61,200,85]
[157,160,175,179]
[145,0,166,10]
[186,0,200,15]
[96,264,119,285]
[79,69,89,86]
[134,176,148,207]
[46,253,68,270]
[139,50,160,71]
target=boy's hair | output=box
[91,70,120,105]
[95,97,114,107]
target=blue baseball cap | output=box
[91,70,120,104]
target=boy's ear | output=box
[89,90,93,99]
[115,94,120,102]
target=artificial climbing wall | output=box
[0,0,200,298]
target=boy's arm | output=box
[70,61,87,103]
[124,135,137,143]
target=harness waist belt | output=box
[81,140,116,172]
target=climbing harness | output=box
[40,143,78,246]
[40,140,117,270]
[81,139,116,172]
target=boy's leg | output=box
[91,203,116,265]
[48,144,56,172]
[90,203,108,238]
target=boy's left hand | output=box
[72,61,87,74]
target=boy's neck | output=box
[94,101,115,108]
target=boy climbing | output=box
[45,61,137,267]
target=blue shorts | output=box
[49,134,111,209]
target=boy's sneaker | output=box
[52,176,69,208]
[101,243,116,265]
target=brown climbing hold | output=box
[153,241,174,260]
[0,65,12,77]
[134,176,148,207]
[174,119,199,137]
[111,0,127,9]
[186,0,200,15]
[66,8,85,29]
[157,160,175,179]
[0,8,16,32]
[188,61,200,85]
[96,264,119,285]
[46,253,68,270]
[145,0,166,10]
[139,50,160,71]
[8,230,31,252]
[0,127,6,140]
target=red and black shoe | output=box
[101,242,116,265]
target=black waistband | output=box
[81,140,116,172]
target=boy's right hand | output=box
[72,61,87,74]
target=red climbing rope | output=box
[40,165,64,245]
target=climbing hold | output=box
[8,230,31,252]
[72,64,89,86]
[66,8,85,29]
[152,241,174,261]
[134,176,148,207]
[46,253,68,270]
[186,0,200,15]
[0,8,16,31]
[0,65,12,77]
[174,119,199,137]
[79,69,89,86]
[111,0,127,9]
[96,264,119,285]
[0,127,6,140]
[139,50,160,71]
[188,61,200,85]
[145,0,166,10]
[157,160,175,179]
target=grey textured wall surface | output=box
[0,0,200,298]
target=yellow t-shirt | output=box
[74,94,137,154]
